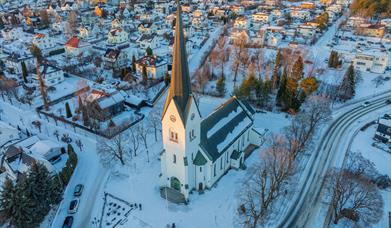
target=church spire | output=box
[162,1,192,122]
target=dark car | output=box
[386,99,391,105]
[62,216,73,228]
[73,184,84,197]
[68,199,80,214]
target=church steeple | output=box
[162,1,192,123]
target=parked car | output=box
[361,101,370,108]
[68,199,80,214]
[73,184,84,197]
[62,216,73,228]
[386,99,391,105]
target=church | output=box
[160,3,262,203]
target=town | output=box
[0,0,390,227]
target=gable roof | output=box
[193,151,207,166]
[200,97,253,162]
[65,36,80,48]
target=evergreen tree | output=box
[0,178,17,219]
[290,56,304,80]
[146,47,153,56]
[21,61,28,83]
[13,178,36,228]
[216,76,225,96]
[338,64,356,100]
[328,51,339,68]
[142,65,148,83]
[50,177,63,204]
[132,55,136,73]
[276,68,288,106]
[26,162,52,222]
[65,102,72,118]
[271,50,281,90]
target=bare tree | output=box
[129,127,140,157]
[326,169,383,226]
[285,96,331,158]
[147,109,162,142]
[252,49,264,79]
[97,130,130,166]
[238,136,295,227]
[136,122,151,162]
[68,11,77,34]
[372,76,384,88]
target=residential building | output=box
[136,55,167,79]
[353,50,388,74]
[375,118,391,143]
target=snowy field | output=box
[350,124,391,228]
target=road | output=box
[278,91,391,228]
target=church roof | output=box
[200,97,254,162]
[193,151,207,166]
[162,2,192,125]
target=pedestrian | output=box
[139,203,142,210]
[172,223,176,228]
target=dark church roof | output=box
[162,2,192,125]
[200,97,253,162]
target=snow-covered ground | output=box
[349,124,391,228]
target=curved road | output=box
[278,91,391,228]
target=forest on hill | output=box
[350,0,391,18]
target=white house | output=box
[160,6,262,203]
[64,36,91,56]
[353,50,388,74]
[290,10,311,21]
[108,28,129,44]
[135,55,167,79]
[252,12,271,24]
[32,33,56,55]
[31,65,65,86]
[1,27,24,41]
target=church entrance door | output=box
[199,183,203,191]
[170,177,181,191]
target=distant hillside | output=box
[350,0,391,18]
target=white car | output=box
[361,101,370,108]
[68,198,80,214]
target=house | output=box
[103,48,128,70]
[290,10,311,21]
[31,65,65,86]
[32,34,56,55]
[138,22,156,35]
[4,54,35,75]
[160,5,262,203]
[234,16,248,29]
[85,90,126,122]
[0,137,64,182]
[252,12,271,24]
[297,24,317,39]
[320,0,334,6]
[374,118,391,143]
[108,28,129,44]
[135,55,167,79]
[1,27,24,41]
[347,17,367,28]
[353,50,388,74]
[64,36,91,56]
[300,2,316,9]
[356,24,386,38]
[137,33,161,51]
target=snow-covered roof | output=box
[30,140,61,158]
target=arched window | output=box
[169,128,178,142]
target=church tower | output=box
[160,2,201,201]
